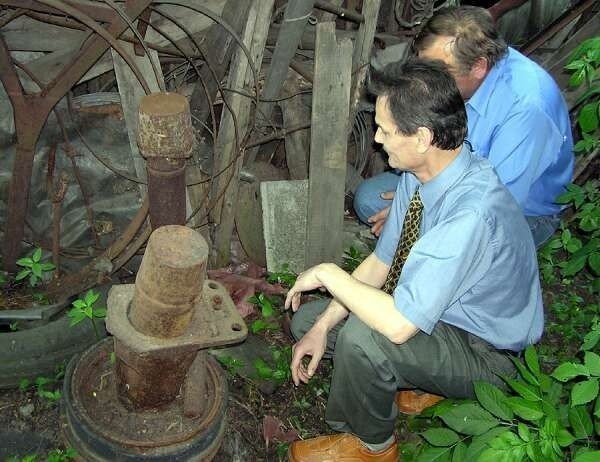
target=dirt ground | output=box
[0,270,593,462]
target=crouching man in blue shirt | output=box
[285,59,544,462]
[354,6,573,247]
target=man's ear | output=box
[471,57,488,80]
[416,127,433,153]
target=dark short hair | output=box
[414,6,507,72]
[369,58,467,150]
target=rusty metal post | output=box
[117,225,207,409]
[137,93,194,229]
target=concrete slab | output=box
[260,180,308,274]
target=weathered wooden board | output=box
[305,22,352,267]
[210,0,274,267]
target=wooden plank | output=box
[349,0,381,126]
[281,73,310,180]
[209,0,274,267]
[112,40,164,197]
[245,0,315,164]
[305,22,352,268]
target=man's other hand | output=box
[367,191,394,237]
[290,324,327,386]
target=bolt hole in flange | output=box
[231,323,242,332]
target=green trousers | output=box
[290,299,517,444]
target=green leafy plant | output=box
[9,321,19,331]
[254,346,292,385]
[15,248,55,287]
[540,181,600,289]
[342,246,367,272]
[565,37,599,155]
[5,455,38,462]
[46,448,78,462]
[217,354,245,376]
[32,292,50,305]
[267,263,297,288]
[19,375,62,403]
[248,293,279,334]
[415,324,600,461]
[68,289,106,340]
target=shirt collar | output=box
[419,143,472,210]
[466,48,511,116]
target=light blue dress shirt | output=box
[466,47,573,216]
[375,146,544,351]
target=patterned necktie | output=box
[382,189,424,295]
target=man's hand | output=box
[367,191,394,237]
[290,324,328,386]
[284,264,327,312]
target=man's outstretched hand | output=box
[290,324,328,386]
[284,265,326,312]
[367,191,394,237]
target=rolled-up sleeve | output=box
[392,209,494,333]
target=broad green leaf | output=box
[83,306,93,318]
[32,247,42,262]
[261,297,275,318]
[31,263,42,278]
[556,428,575,447]
[560,254,588,276]
[569,405,593,438]
[541,399,560,420]
[584,351,600,376]
[552,362,590,382]
[578,102,599,133]
[93,307,107,318]
[72,299,86,309]
[524,346,541,379]
[421,428,459,447]
[595,395,600,419]
[464,427,508,462]
[416,445,452,462]
[571,378,599,407]
[478,447,510,462]
[574,451,600,462]
[439,403,500,436]
[506,397,544,421]
[68,310,87,326]
[510,356,539,386]
[526,441,544,462]
[16,257,33,266]
[589,252,600,275]
[84,290,100,306]
[503,377,541,401]
[517,423,530,442]
[39,262,55,271]
[15,269,30,281]
[253,358,272,379]
[451,442,467,462]
[488,430,520,449]
[581,328,600,351]
[474,381,513,420]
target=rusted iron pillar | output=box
[114,226,208,409]
[137,93,194,230]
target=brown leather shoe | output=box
[288,433,398,462]
[396,390,444,415]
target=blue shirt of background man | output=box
[375,145,544,352]
[466,47,573,217]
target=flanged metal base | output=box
[61,338,227,461]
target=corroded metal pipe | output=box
[138,92,194,229]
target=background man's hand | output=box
[367,191,394,237]
[290,324,327,386]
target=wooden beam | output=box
[209,0,274,267]
[305,22,352,267]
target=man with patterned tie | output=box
[284,59,543,462]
